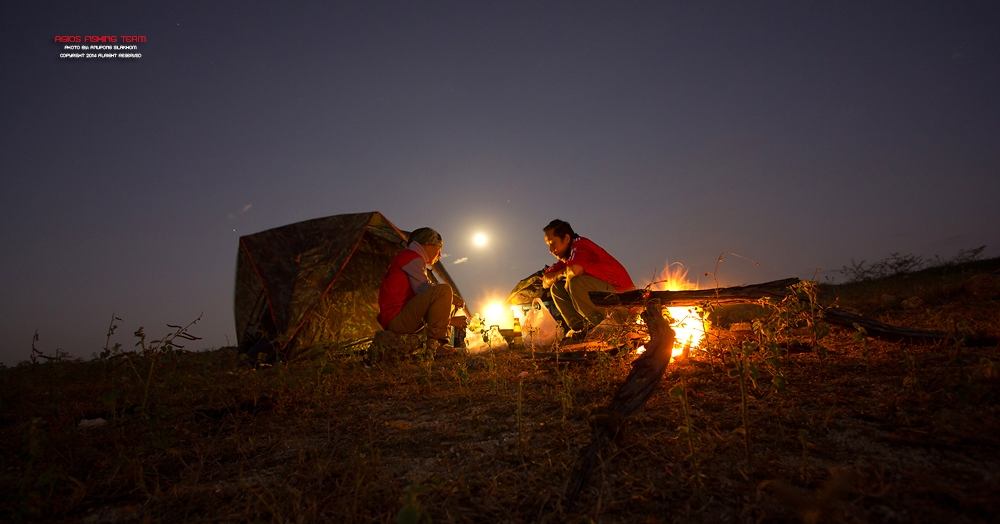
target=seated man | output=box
[541,219,635,338]
[378,227,465,353]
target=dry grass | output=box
[2,259,999,522]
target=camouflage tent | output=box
[234,211,464,360]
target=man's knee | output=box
[413,283,451,301]
[565,275,590,298]
[567,275,611,297]
[430,283,453,300]
[550,279,570,300]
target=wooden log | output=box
[822,308,998,346]
[591,278,998,347]
[564,303,676,508]
[589,278,802,307]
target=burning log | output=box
[591,278,998,347]
[565,303,676,508]
[589,277,802,307]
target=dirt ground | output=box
[2,260,998,523]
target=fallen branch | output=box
[591,278,998,347]
[564,303,676,509]
[589,278,802,307]
[822,308,997,347]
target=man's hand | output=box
[542,271,558,289]
[566,264,583,279]
[452,295,465,309]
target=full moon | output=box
[472,232,489,248]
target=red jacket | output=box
[544,237,635,291]
[378,249,423,328]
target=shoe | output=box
[425,338,457,356]
[587,318,646,347]
[370,331,424,364]
[564,328,589,342]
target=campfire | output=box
[493,261,711,357]
[638,263,710,360]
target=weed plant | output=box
[2,256,998,522]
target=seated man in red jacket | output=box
[378,227,465,352]
[541,219,635,338]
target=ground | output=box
[2,259,998,523]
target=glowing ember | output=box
[647,262,709,361]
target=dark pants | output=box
[549,275,617,331]
[387,283,453,340]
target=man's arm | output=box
[542,261,567,289]
[564,240,597,279]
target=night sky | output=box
[2,1,999,364]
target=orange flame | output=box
[637,262,709,361]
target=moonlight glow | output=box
[472,232,489,248]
